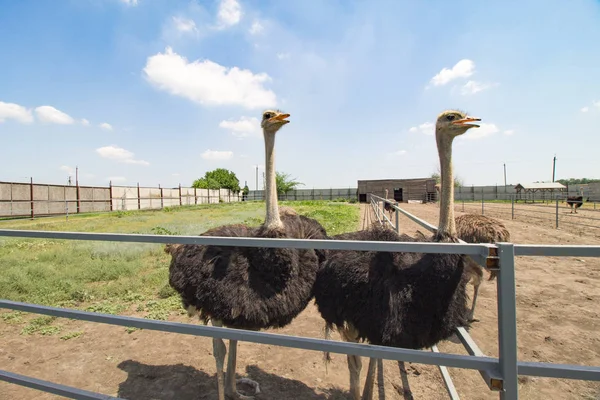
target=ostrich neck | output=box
[436,138,456,238]
[263,132,282,229]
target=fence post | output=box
[109,181,113,211]
[481,195,484,215]
[462,199,465,212]
[496,243,519,400]
[137,183,141,210]
[30,177,34,219]
[555,198,559,229]
[179,184,182,206]
[76,178,81,214]
[194,187,197,205]
[395,205,399,234]
[511,195,514,220]
[159,184,164,209]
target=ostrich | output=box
[313,110,483,400]
[415,213,511,322]
[383,189,394,219]
[566,188,585,213]
[166,110,328,400]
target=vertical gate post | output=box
[497,243,519,399]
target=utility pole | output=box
[75,166,79,186]
[503,163,507,186]
[552,155,557,182]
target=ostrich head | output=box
[261,109,290,134]
[435,110,480,142]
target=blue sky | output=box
[1,0,599,190]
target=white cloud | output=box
[172,16,198,34]
[409,122,435,136]
[581,106,589,113]
[172,173,180,177]
[100,122,113,131]
[503,129,515,136]
[594,101,600,109]
[81,118,90,126]
[60,165,75,175]
[430,59,475,86]
[201,149,233,160]
[389,150,407,156]
[276,53,291,60]
[34,106,75,125]
[96,145,150,166]
[108,176,126,182]
[119,0,138,6]
[143,47,277,109]
[461,123,500,140]
[240,154,249,158]
[0,101,33,124]
[460,80,498,95]
[249,20,264,35]
[216,0,242,29]
[219,116,261,138]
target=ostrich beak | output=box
[452,116,481,128]
[270,113,290,123]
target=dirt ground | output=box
[1,203,600,399]
[454,200,600,239]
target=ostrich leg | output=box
[468,282,481,322]
[341,326,363,400]
[361,357,378,400]
[212,319,227,400]
[225,339,261,399]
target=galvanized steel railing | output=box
[1,221,600,399]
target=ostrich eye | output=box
[264,113,271,119]
[446,115,456,121]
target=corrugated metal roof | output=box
[514,182,566,190]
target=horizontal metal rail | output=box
[0,300,498,372]
[0,370,118,400]
[370,194,438,232]
[2,300,599,383]
[0,229,494,256]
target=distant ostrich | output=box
[566,188,585,213]
[383,189,394,219]
[313,110,483,400]
[166,110,328,400]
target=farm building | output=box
[357,178,437,203]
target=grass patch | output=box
[21,316,61,336]
[0,201,360,317]
[60,331,84,340]
[1,311,24,324]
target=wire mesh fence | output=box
[453,194,600,235]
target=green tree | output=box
[192,168,241,193]
[276,171,304,194]
[556,178,600,185]
[430,170,462,188]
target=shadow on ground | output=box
[117,360,349,399]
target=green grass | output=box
[0,201,359,325]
